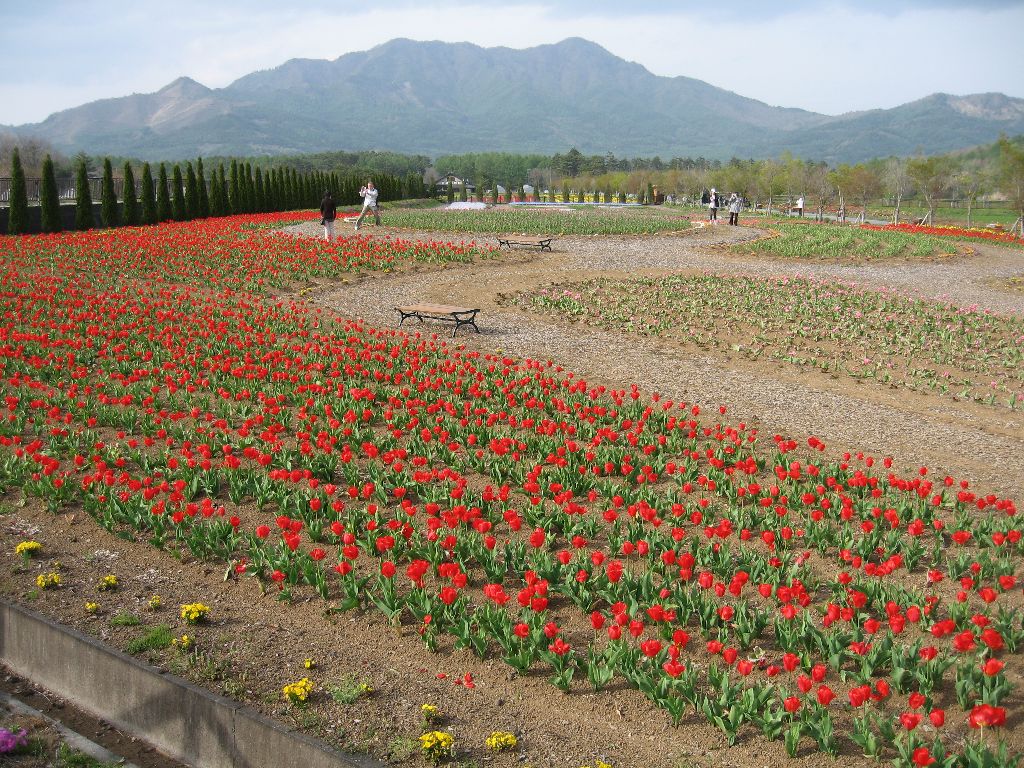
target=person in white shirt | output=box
[355,181,381,230]
[795,196,804,217]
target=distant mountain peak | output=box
[157,76,212,96]
[9,38,1024,163]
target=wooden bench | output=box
[496,235,554,251]
[396,304,481,338]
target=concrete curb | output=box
[0,600,378,768]
[1,689,142,768]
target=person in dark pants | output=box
[320,190,337,240]
[728,193,741,225]
[708,188,719,222]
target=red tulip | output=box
[968,704,1006,728]
[912,747,936,767]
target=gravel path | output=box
[280,221,1024,499]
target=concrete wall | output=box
[0,600,374,768]
[0,202,102,234]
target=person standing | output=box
[320,190,337,240]
[355,180,381,230]
[795,196,804,218]
[728,193,741,226]
[708,188,719,223]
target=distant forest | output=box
[2,134,1023,233]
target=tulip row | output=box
[0,217,1021,765]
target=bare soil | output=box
[2,220,1022,768]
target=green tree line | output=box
[3,154,428,234]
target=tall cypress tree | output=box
[229,160,240,214]
[171,164,186,221]
[197,157,210,218]
[208,168,223,217]
[6,147,28,235]
[184,162,199,219]
[245,163,256,212]
[156,163,172,222]
[254,167,266,212]
[74,159,94,230]
[40,154,61,233]
[267,168,280,212]
[122,163,140,225]
[285,169,296,209]
[141,163,158,224]
[217,164,228,216]
[100,158,118,228]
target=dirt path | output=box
[281,222,1024,500]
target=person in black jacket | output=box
[320,190,337,240]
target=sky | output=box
[1,0,1023,125]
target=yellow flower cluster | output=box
[98,574,118,591]
[485,730,518,752]
[15,540,41,557]
[180,602,210,624]
[84,602,99,614]
[36,572,61,589]
[420,703,440,722]
[148,595,162,610]
[173,634,194,651]
[303,658,316,670]
[282,677,315,704]
[419,731,454,763]
[579,762,614,768]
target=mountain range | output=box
[6,38,1024,163]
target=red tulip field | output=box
[1,211,1022,768]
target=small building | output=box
[435,176,476,194]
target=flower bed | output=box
[0,218,1021,766]
[368,206,690,235]
[506,275,1024,409]
[862,223,1024,246]
[734,222,958,261]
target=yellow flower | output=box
[420,703,440,723]
[173,634,194,651]
[419,731,454,763]
[84,602,99,614]
[485,730,518,752]
[282,677,315,704]
[36,572,61,589]
[15,540,41,558]
[180,602,210,624]
[98,574,118,591]
[303,658,315,669]
[148,595,162,610]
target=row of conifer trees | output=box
[4,148,424,234]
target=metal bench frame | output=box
[396,304,481,338]
[496,236,554,251]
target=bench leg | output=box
[397,311,423,328]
